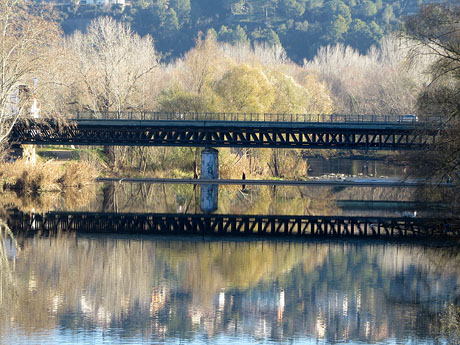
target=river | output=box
[0,158,458,344]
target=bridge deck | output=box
[74,119,422,130]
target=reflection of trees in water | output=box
[155,240,328,306]
[95,182,427,216]
[0,185,97,213]
[100,182,199,214]
[221,185,338,216]
[408,248,460,345]
[2,236,460,343]
[331,186,416,202]
[1,236,327,337]
[2,234,166,335]
[286,244,460,343]
[98,183,338,215]
[435,304,460,345]
[2,182,422,216]
[0,218,19,318]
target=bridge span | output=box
[10,112,440,150]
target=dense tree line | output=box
[1,0,457,183]
[57,0,435,62]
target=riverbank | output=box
[0,159,98,192]
[34,146,404,180]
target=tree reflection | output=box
[0,181,422,217]
[0,185,97,213]
[436,304,460,345]
[0,218,18,309]
[97,182,342,216]
[1,235,459,344]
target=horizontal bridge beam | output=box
[10,119,438,150]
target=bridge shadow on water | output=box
[7,210,457,240]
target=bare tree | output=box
[60,17,159,116]
[303,37,429,115]
[405,3,460,120]
[402,3,460,183]
[0,0,60,146]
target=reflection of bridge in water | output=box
[9,211,455,238]
[10,112,441,150]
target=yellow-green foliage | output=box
[126,36,336,178]
[269,69,307,113]
[215,64,275,113]
[158,33,334,116]
[303,74,334,114]
[158,84,220,112]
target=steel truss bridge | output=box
[9,112,441,150]
[8,211,455,238]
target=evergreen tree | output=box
[165,8,179,33]
[359,0,377,18]
[327,14,349,41]
[278,0,306,18]
[170,0,191,22]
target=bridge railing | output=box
[70,111,438,124]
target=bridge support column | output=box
[23,145,37,165]
[200,148,219,213]
[200,148,219,179]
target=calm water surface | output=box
[0,158,456,344]
[1,236,459,345]
[1,182,429,217]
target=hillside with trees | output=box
[1,0,457,184]
[57,0,436,62]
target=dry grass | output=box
[1,159,62,192]
[58,161,99,188]
[0,159,99,192]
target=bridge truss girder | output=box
[11,120,437,150]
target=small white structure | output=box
[83,0,125,5]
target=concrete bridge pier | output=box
[23,145,38,164]
[200,148,219,213]
[10,144,37,164]
[200,148,219,179]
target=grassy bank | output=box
[0,159,99,192]
[34,145,401,181]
